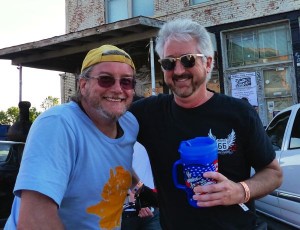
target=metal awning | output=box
[0,16,164,73]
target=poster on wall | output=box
[230,72,258,106]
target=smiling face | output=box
[79,62,135,121]
[162,38,213,107]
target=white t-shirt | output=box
[132,142,154,189]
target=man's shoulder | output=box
[132,94,172,108]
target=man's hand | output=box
[193,159,282,208]
[192,172,245,207]
[135,185,158,211]
[138,207,154,218]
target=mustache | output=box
[172,74,193,81]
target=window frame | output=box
[106,0,154,23]
[224,22,292,68]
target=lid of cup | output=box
[178,137,218,163]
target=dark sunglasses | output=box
[89,75,136,90]
[158,54,205,71]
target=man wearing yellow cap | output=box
[5,45,138,230]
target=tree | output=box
[5,107,19,125]
[29,107,42,122]
[40,96,60,111]
[0,111,10,124]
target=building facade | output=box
[62,0,300,126]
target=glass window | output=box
[0,143,24,164]
[133,0,154,17]
[289,108,300,149]
[264,69,291,98]
[227,31,258,66]
[107,0,154,23]
[226,23,291,67]
[107,0,128,23]
[0,143,11,162]
[266,111,290,150]
[258,25,290,60]
[190,0,210,5]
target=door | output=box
[262,67,293,124]
[277,106,300,227]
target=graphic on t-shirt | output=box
[208,129,236,155]
[87,166,131,229]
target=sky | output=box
[0,0,66,111]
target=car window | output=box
[289,108,300,149]
[266,111,290,150]
[0,143,24,164]
[0,143,11,162]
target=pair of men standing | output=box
[5,18,282,230]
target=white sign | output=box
[231,72,258,106]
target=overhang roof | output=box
[0,16,164,73]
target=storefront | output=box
[209,11,300,126]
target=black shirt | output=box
[129,93,275,230]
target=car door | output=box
[255,111,290,218]
[277,106,300,227]
[0,142,24,221]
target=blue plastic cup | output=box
[172,137,218,208]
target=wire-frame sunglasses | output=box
[158,54,205,71]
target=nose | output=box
[110,79,123,91]
[173,60,185,75]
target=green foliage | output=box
[0,111,10,124]
[29,107,42,122]
[4,107,19,125]
[40,96,60,111]
[0,96,59,124]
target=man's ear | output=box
[206,56,213,73]
[79,78,88,95]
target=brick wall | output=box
[155,0,300,27]
[66,0,300,31]
[66,0,106,33]
[61,73,76,103]
[62,0,300,104]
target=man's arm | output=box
[245,158,283,199]
[18,190,64,230]
[130,170,141,191]
[193,159,282,207]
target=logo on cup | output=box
[184,159,218,190]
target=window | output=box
[263,68,291,98]
[226,23,292,67]
[107,0,154,23]
[289,109,300,149]
[132,0,154,17]
[190,0,210,5]
[266,111,290,150]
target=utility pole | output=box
[17,64,22,102]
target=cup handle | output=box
[172,159,186,190]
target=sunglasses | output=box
[158,54,205,71]
[89,75,136,90]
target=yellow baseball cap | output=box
[81,45,135,73]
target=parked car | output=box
[0,141,25,228]
[255,103,300,229]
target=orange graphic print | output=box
[87,166,131,229]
